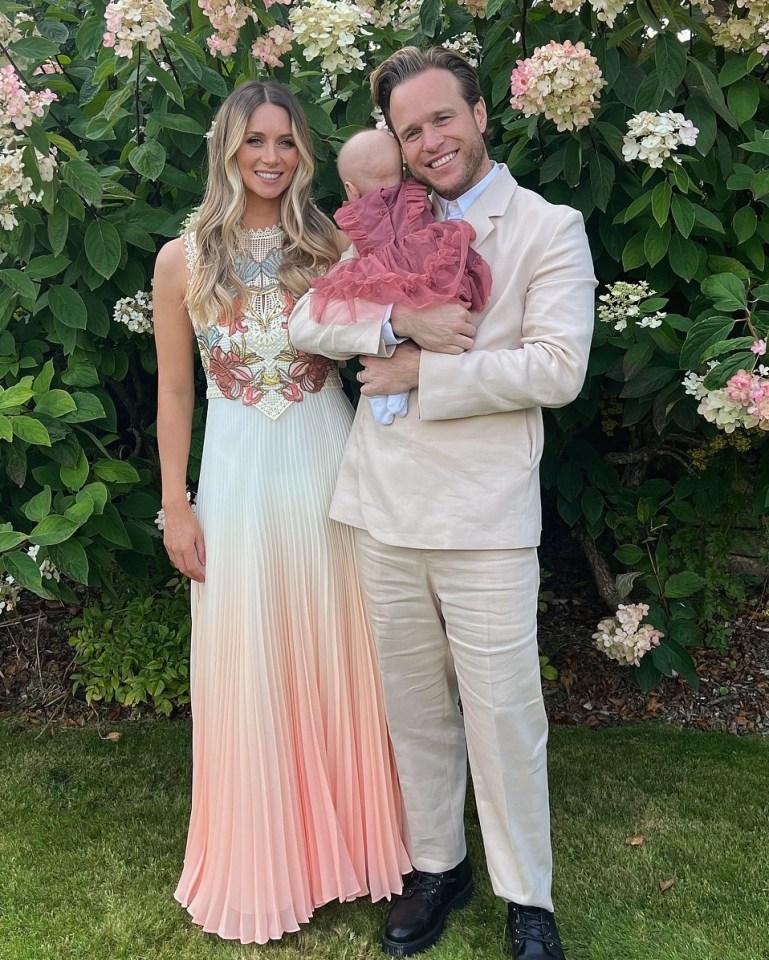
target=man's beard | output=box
[410,132,488,201]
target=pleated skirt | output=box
[174,388,410,944]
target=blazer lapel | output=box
[429,165,518,248]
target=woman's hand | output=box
[163,501,206,583]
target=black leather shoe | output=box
[507,904,565,959]
[382,856,473,957]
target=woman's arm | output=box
[153,238,206,582]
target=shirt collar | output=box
[437,161,500,219]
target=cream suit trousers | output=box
[354,529,554,912]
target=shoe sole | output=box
[381,879,474,958]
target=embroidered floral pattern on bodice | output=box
[184,225,340,420]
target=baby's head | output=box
[337,129,403,202]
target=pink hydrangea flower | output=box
[509,40,605,132]
[751,338,767,356]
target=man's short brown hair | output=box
[370,47,483,131]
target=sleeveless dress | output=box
[174,225,410,944]
[310,179,492,325]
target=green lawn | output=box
[1,721,767,960]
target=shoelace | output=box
[403,871,445,903]
[512,907,556,947]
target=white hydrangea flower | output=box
[113,290,154,335]
[289,0,371,75]
[593,602,663,667]
[0,575,20,615]
[441,33,482,68]
[622,111,699,168]
[597,280,667,332]
[27,544,61,582]
[155,490,196,531]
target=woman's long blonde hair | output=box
[185,81,339,328]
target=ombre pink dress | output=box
[174,225,409,944]
[310,179,491,325]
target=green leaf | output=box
[11,416,51,446]
[0,268,36,302]
[25,255,71,280]
[77,481,108,515]
[0,383,34,411]
[419,0,441,36]
[700,336,756,362]
[620,366,676,399]
[29,514,79,546]
[680,317,735,368]
[34,389,77,418]
[664,571,705,599]
[76,16,104,59]
[622,233,647,272]
[23,485,52,522]
[580,486,603,526]
[60,449,89,490]
[49,285,88,330]
[47,206,69,257]
[198,66,228,98]
[692,205,725,234]
[49,539,90,584]
[59,392,105,424]
[670,194,695,239]
[149,113,205,135]
[128,140,167,181]
[618,191,652,224]
[93,459,140,484]
[10,37,60,60]
[651,181,672,228]
[145,60,184,106]
[702,352,755,389]
[84,220,122,279]
[589,154,614,213]
[615,544,645,565]
[655,34,687,95]
[557,463,583,502]
[623,341,655,380]
[751,169,769,199]
[733,206,757,244]
[740,137,769,157]
[728,81,760,125]
[701,273,747,312]
[563,138,582,188]
[0,415,11,441]
[3,551,42,592]
[0,529,26,552]
[685,98,716,156]
[718,55,752,86]
[61,159,103,206]
[643,222,671,267]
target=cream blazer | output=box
[289,166,597,550]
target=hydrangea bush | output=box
[1,0,768,691]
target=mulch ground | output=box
[1,576,768,735]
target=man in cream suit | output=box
[290,47,596,960]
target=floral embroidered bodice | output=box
[183,225,341,420]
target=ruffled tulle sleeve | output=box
[401,179,431,231]
[333,200,373,257]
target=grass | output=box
[1,721,767,960]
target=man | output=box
[290,47,596,960]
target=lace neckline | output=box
[241,224,282,237]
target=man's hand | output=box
[359,341,421,396]
[390,302,475,354]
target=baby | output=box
[311,129,491,425]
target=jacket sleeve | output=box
[417,209,596,420]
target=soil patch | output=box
[1,578,768,734]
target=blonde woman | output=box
[153,81,408,944]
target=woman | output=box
[153,81,409,944]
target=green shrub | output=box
[3,0,769,689]
[68,579,191,716]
